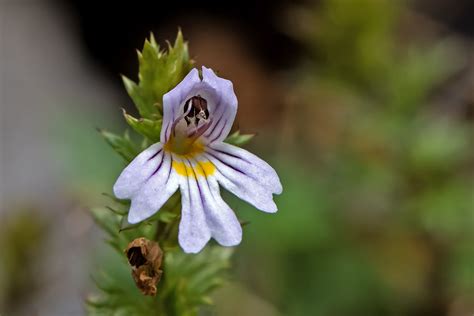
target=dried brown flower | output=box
[125,237,163,296]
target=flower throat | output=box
[165,95,212,156]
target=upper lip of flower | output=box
[161,67,237,149]
[113,66,282,253]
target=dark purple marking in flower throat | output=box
[183,95,209,126]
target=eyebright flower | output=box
[114,67,282,253]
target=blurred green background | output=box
[0,0,472,315]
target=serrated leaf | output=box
[122,109,162,142]
[123,31,193,119]
[99,129,140,162]
[106,206,127,216]
[119,216,143,232]
[90,207,120,237]
[224,130,255,146]
[101,192,131,206]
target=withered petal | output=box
[125,237,163,296]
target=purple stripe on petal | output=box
[169,105,176,140]
[205,152,242,174]
[147,148,163,161]
[187,159,225,237]
[201,170,216,200]
[204,152,259,182]
[147,152,165,180]
[205,108,226,139]
[209,119,228,144]
[203,158,236,186]
[210,148,239,159]
[196,163,222,216]
[205,116,221,138]
[186,159,207,208]
[164,105,177,142]
[209,93,223,124]
[204,95,224,137]
[208,147,252,164]
[185,165,194,211]
[164,154,173,184]
[164,123,170,142]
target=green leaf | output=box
[158,247,233,315]
[106,206,127,216]
[122,109,162,142]
[101,192,130,206]
[90,207,121,240]
[155,211,179,224]
[99,129,140,162]
[224,130,255,146]
[119,216,143,232]
[123,31,194,119]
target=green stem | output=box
[155,197,181,244]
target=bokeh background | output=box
[0,0,473,315]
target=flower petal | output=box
[161,68,200,143]
[208,142,282,194]
[177,158,211,253]
[191,158,242,247]
[203,149,280,213]
[201,67,237,144]
[160,67,237,145]
[113,143,163,199]
[128,152,179,224]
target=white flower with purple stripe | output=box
[113,67,282,253]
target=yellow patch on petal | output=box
[164,135,204,157]
[195,161,216,177]
[172,160,215,178]
[165,134,215,178]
